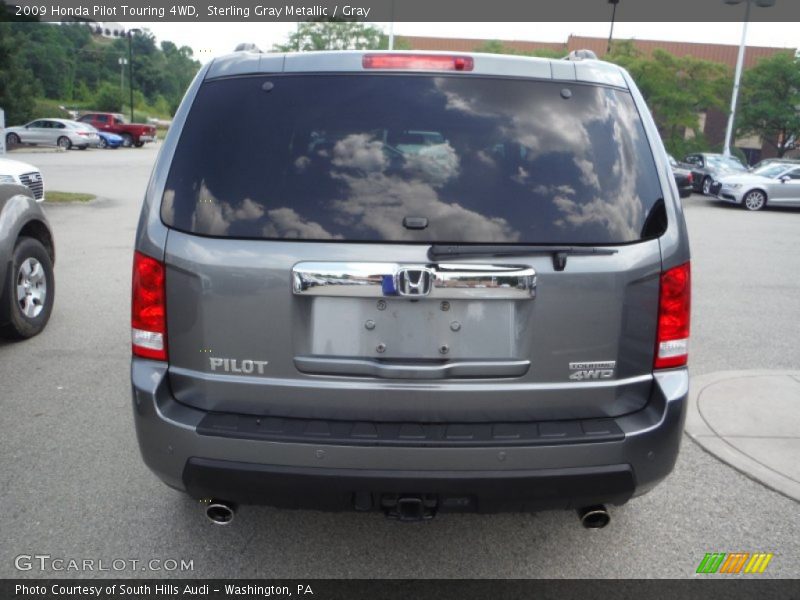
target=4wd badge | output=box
[568,361,616,381]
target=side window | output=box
[29,120,44,128]
[78,115,91,123]
[786,168,800,180]
[55,122,66,129]
[98,115,109,124]
[685,155,699,166]
[41,121,52,129]
[113,117,123,125]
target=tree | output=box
[0,23,39,125]
[474,40,563,59]
[272,21,389,52]
[607,42,731,156]
[4,21,200,118]
[737,52,800,157]
[93,81,124,112]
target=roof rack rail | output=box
[234,43,262,53]
[564,49,598,61]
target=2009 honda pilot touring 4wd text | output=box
[131,49,690,526]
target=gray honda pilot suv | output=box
[132,50,690,526]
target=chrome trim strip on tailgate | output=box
[292,262,536,300]
[294,356,531,379]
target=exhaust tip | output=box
[578,505,610,529]
[204,500,236,525]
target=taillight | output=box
[687,173,693,183]
[363,53,474,71]
[655,262,690,369]
[132,251,167,361]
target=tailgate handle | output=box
[294,356,531,379]
[292,262,536,300]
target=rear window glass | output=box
[162,74,664,244]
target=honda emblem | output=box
[394,267,434,297]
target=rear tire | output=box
[57,136,72,150]
[0,237,55,339]
[6,132,20,147]
[743,189,767,211]
[702,177,712,195]
[121,134,134,148]
[100,137,108,149]
[134,141,144,148]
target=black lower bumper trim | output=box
[183,458,635,513]
[196,412,624,448]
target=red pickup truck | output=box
[77,112,157,148]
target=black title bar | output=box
[4,0,800,22]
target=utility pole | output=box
[127,28,141,122]
[118,57,127,100]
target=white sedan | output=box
[715,162,800,211]
[0,157,45,202]
[5,118,100,150]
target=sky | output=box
[127,21,800,63]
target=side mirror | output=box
[779,175,790,183]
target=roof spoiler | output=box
[564,49,598,61]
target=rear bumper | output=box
[132,360,688,512]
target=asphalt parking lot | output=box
[1,145,798,579]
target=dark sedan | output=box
[683,153,748,195]
[668,154,693,198]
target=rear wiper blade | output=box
[427,244,618,272]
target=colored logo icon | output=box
[696,552,774,574]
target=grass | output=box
[45,191,96,203]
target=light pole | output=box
[722,0,776,158]
[127,28,141,122]
[607,0,620,54]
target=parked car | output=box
[132,50,691,525]
[683,153,747,195]
[72,122,123,149]
[749,157,800,172]
[668,154,693,198]
[77,112,157,148]
[96,130,123,149]
[0,157,45,202]
[5,118,99,150]
[0,183,55,338]
[713,162,800,211]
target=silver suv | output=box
[132,50,691,526]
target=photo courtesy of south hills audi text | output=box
[14,584,315,597]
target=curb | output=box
[686,370,800,503]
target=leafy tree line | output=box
[5,16,797,159]
[272,20,410,52]
[0,9,200,125]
